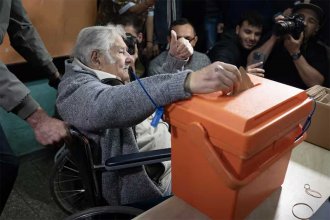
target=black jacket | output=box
[207,30,250,68]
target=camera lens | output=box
[124,33,137,55]
[273,14,305,39]
[273,21,295,36]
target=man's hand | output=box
[282,8,292,17]
[48,71,61,89]
[284,32,303,55]
[274,13,286,23]
[272,14,287,40]
[186,62,241,94]
[246,62,265,77]
[169,30,194,60]
[26,108,68,147]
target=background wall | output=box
[0,0,97,64]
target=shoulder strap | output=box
[100,78,124,86]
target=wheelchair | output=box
[49,127,171,219]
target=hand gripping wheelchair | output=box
[49,127,171,219]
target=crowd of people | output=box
[96,0,329,89]
[0,0,329,215]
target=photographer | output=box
[247,2,328,89]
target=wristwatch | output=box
[291,52,302,61]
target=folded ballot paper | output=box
[231,67,255,95]
[203,66,256,98]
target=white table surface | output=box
[134,142,330,220]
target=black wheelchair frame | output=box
[50,128,171,219]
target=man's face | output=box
[124,25,143,43]
[296,8,320,41]
[124,25,138,38]
[170,24,198,47]
[101,35,131,82]
[236,21,262,50]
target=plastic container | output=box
[165,75,312,220]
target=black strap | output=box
[100,78,124,86]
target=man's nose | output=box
[302,17,308,26]
[125,55,132,64]
[125,51,132,60]
[249,34,256,41]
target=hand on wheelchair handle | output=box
[48,71,62,89]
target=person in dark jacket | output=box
[0,0,68,214]
[247,2,329,89]
[207,11,265,76]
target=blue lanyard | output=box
[130,71,164,127]
[295,97,316,141]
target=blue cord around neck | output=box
[130,71,159,108]
[130,70,164,127]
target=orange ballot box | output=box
[165,75,313,220]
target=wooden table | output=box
[134,142,330,219]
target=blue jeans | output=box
[0,124,19,214]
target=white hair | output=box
[72,24,126,66]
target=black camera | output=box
[123,33,137,55]
[273,14,305,39]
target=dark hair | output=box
[115,14,144,33]
[168,18,196,36]
[292,3,324,24]
[237,10,264,28]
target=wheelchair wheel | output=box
[50,147,91,214]
[64,206,144,220]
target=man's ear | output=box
[235,25,240,34]
[91,51,101,69]
[167,35,171,44]
[315,24,320,33]
[137,32,143,43]
[190,36,198,47]
[194,36,198,43]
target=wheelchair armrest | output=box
[104,148,171,171]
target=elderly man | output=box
[56,24,241,206]
[148,18,211,76]
[247,3,329,89]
